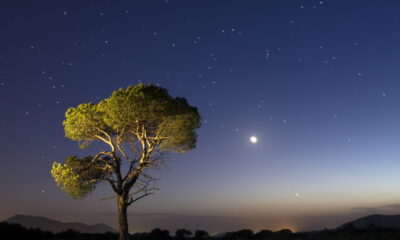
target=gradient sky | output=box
[2,0,400,234]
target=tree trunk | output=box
[117,195,129,240]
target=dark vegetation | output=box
[4,222,400,240]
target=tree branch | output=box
[100,195,117,201]
[107,178,118,193]
[116,143,133,163]
[127,193,153,206]
[95,135,115,152]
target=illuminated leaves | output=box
[52,84,200,199]
[51,156,110,198]
[63,84,201,153]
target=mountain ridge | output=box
[4,214,116,233]
[339,214,400,229]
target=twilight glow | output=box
[1,0,400,234]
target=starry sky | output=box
[2,0,400,234]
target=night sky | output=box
[2,0,400,234]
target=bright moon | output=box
[250,136,258,143]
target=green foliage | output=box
[51,156,110,198]
[63,103,109,149]
[52,84,201,200]
[63,84,200,152]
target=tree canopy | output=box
[52,84,201,198]
[51,84,201,240]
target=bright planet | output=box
[250,136,258,143]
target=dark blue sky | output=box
[2,0,400,233]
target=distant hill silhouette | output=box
[340,214,400,229]
[6,215,400,240]
[5,214,116,233]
